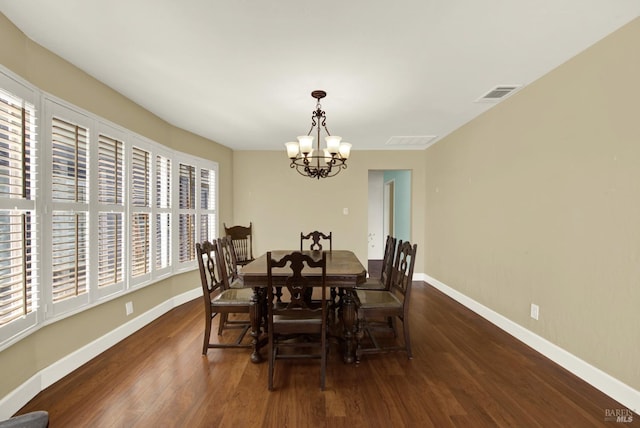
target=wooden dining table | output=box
[239,250,367,364]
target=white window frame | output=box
[153,148,173,281]
[93,123,128,299]
[173,153,218,273]
[0,66,219,350]
[42,99,92,319]
[0,71,40,343]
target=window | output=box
[130,145,151,281]
[0,82,37,340]
[155,154,171,271]
[47,105,91,316]
[0,67,219,348]
[96,130,125,296]
[200,167,216,242]
[178,163,196,263]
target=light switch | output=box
[343,208,349,215]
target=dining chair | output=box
[267,251,328,391]
[357,235,397,290]
[355,240,417,361]
[196,240,252,354]
[300,230,332,251]
[223,222,255,266]
[218,236,244,289]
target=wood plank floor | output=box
[16,281,637,427]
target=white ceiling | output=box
[1,1,638,151]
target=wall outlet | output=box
[530,303,539,320]
[125,301,134,316]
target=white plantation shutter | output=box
[1,69,221,346]
[199,167,216,243]
[0,84,38,331]
[0,213,34,325]
[51,118,88,202]
[131,212,150,277]
[51,212,88,301]
[131,146,150,278]
[97,212,123,287]
[178,163,195,263]
[0,91,35,200]
[98,134,123,204]
[155,155,171,270]
[50,116,89,304]
[97,133,124,289]
[131,146,150,207]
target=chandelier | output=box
[285,90,351,179]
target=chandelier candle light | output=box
[285,90,351,179]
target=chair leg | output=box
[203,316,212,355]
[268,337,275,391]
[320,332,327,390]
[218,313,228,335]
[355,317,364,363]
[402,315,412,359]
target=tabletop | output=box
[239,250,367,288]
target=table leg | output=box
[340,289,357,364]
[250,287,264,363]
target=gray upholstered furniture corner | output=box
[0,411,49,428]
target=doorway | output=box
[368,170,411,265]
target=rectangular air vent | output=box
[476,85,521,103]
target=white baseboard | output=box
[417,273,640,414]
[0,287,201,420]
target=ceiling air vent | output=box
[385,136,438,149]
[476,85,521,103]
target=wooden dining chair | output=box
[223,222,255,266]
[355,241,417,362]
[300,230,332,251]
[267,251,328,391]
[218,236,244,289]
[196,240,252,354]
[357,235,397,290]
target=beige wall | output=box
[3,7,639,407]
[231,150,426,272]
[425,17,640,390]
[0,14,234,397]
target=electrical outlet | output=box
[125,301,134,316]
[530,303,539,320]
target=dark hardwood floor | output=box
[16,278,637,427]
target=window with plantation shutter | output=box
[0,84,37,332]
[98,212,123,287]
[199,167,216,243]
[98,134,123,205]
[178,163,196,263]
[51,211,88,301]
[131,213,150,277]
[50,116,89,304]
[131,146,150,207]
[131,146,150,278]
[52,117,88,202]
[97,133,124,290]
[0,68,220,347]
[155,154,171,270]
[0,213,34,325]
